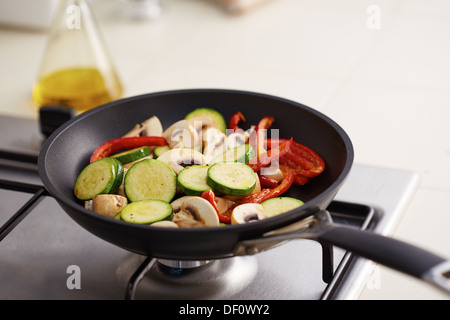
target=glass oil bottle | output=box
[33,0,123,113]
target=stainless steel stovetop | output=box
[0,115,419,300]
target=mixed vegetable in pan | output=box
[74,108,325,228]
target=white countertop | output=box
[0,0,449,299]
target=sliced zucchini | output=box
[207,162,256,196]
[177,165,211,196]
[261,197,304,218]
[185,108,227,134]
[209,144,255,165]
[110,157,124,194]
[112,146,150,164]
[124,159,177,202]
[74,158,120,200]
[153,145,170,158]
[120,199,173,224]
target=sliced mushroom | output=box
[122,124,141,138]
[141,116,164,137]
[231,203,267,225]
[150,220,179,228]
[163,119,200,149]
[174,220,205,228]
[170,196,219,227]
[170,196,190,216]
[181,197,220,227]
[172,196,202,223]
[215,197,235,215]
[87,194,128,218]
[260,161,284,183]
[157,148,206,174]
[187,116,213,137]
[123,115,163,137]
[226,131,249,150]
[203,127,228,163]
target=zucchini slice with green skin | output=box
[120,199,173,224]
[261,197,304,218]
[153,145,170,158]
[124,159,177,202]
[185,108,227,134]
[209,144,255,165]
[177,165,211,196]
[74,158,120,200]
[207,162,256,196]
[112,146,150,164]
[109,157,124,194]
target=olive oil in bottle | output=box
[33,0,123,113]
[33,67,122,111]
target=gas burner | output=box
[158,259,212,270]
[118,255,258,300]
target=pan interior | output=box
[39,89,353,258]
[43,91,350,204]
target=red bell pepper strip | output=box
[238,168,295,204]
[220,168,295,219]
[258,174,279,189]
[201,190,231,224]
[266,138,325,178]
[228,112,246,131]
[255,116,274,131]
[247,138,292,172]
[254,116,274,156]
[260,169,295,201]
[90,136,167,163]
[278,164,309,186]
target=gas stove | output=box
[0,115,419,300]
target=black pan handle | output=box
[317,223,450,294]
[234,210,450,294]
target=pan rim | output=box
[38,88,354,236]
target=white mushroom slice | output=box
[171,196,195,220]
[141,116,163,137]
[171,196,200,221]
[181,196,220,227]
[170,196,220,227]
[203,127,228,163]
[174,220,205,228]
[187,116,213,136]
[163,119,200,149]
[91,194,128,218]
[173,209,196,221]
[157,148,206,174]
[227,131,249,149]
[260,161,284,182]
[151,220,179,228]
[231,203,267,225]
[215,197,235,215]
[122,124,141,138]
[170,196,189,213]
[123,116,163,137]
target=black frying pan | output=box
[38,89,450,294]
